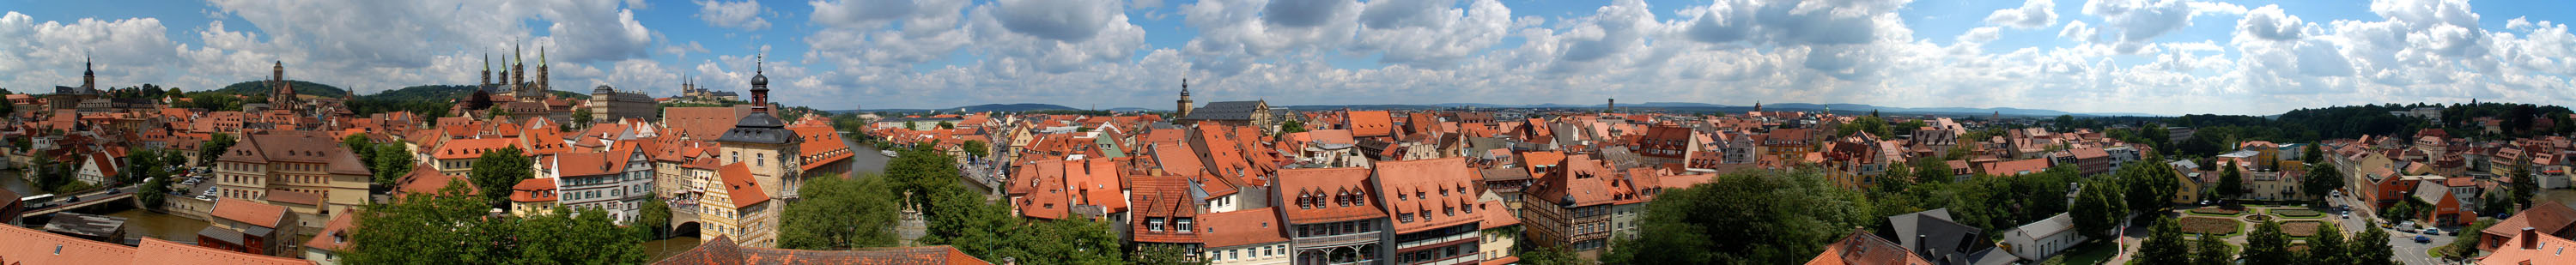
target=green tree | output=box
[2242,220,2297,264]
[509,208,650,264]
[343,179,647,264]
[1912,158,1954,184]
[2443,219,2498,258]
[2071,179,2126,239]
[779,173,901,250]
[570,108,593,129]
[1517,246,1581,265]
[2349,220,2396,265]
[639,193,671,238]
[372,144,416,188]
[2302,163,2344,202]
[138,172,171,209]
[199,133,238,166]
[937,121,955,129]
[961,140,990,159]
[2119,156,2181,212]
[1836,116,1892,138]
[2137,216,2194,264]
[1276,119,1308,136]
[343,134,376,168]
[468,146,532,205]
[2217,161,2245,201]
[2305,222,2348,265]
[2510,163,2538,208]
[1603,169,1874,264]
[343,180,511,264]
[2194,232,2236,265]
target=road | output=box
[2327,192,2456,265]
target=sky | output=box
[3,0,2574,116]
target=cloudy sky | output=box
[3,0,2573,115]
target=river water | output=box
[643,236,703,261]
[4,170,39,196]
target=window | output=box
[1176,218,1194,232]
[1147,218,1165,232]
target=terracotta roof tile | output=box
[213,198,288,228]
[1373,157,1483,234]
[719,162,769,208]
[1276,167,1386,224]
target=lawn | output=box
[2271,209,2324,218]
[2188,208,2246,216]
[2181,217,2244,236]
[2038,239,2118,265]
[2282,221,2324,238]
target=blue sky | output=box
[3,0,2574,115]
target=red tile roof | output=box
[1806,229,1933,265]
[213,198,287,228]
[511,178,560,202]
[264,190,319,206]
[718,162,769,209]
[1127,174,1201,244]
[1373,157,1484,234]
[1347,111,1394,137]
[1276,167,1386,224]
[302,210,359,252]
[434,138,519,160]
[1200,208,1291,248]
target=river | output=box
[3,169,39,196]
[105,208,214,244]
[643,236,703,261]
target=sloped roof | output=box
[2487,201,2576,238]
[1276,167,1386,224]
[1200,208,1291,248]
[1373,157,1484,234]
[1346,111,1394,137]
[213,198,287,228]
[719,162,769,208]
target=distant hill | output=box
[1274,102,2160,117]
[215,80,351,98]
[830,103,1080,114]
[216,81,584,100]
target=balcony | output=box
[1293,232,1378,249]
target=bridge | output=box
[21,185,137,219]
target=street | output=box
[2328,192,2456,265]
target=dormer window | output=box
[1176,218,1194,232]
[1147,218,1165,232]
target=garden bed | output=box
[2188,208,2247,216]
[2271,209,2323,218]
[2245,215,2275,222]
[2283,221,2324,238]
[2181,217,2243,236]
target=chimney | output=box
[2526,227,2540,250]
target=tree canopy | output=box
[469,146,532,205]
[1604,169,1874,264]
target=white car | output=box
[882,150,900,157]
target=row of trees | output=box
[2135,215,2395,264]
[341,181,648,264]
[775,144,1138,264]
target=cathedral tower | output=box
[1176,78,1194,117]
